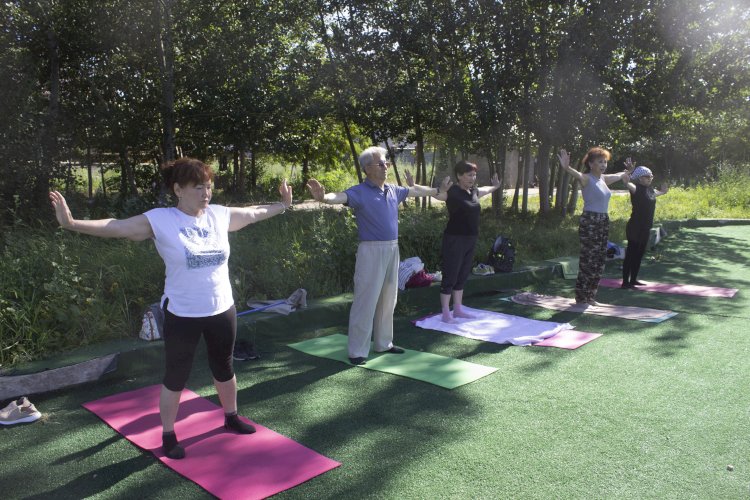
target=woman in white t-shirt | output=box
[50,157,292,459]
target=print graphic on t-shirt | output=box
[179,226,227,269]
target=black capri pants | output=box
[162,304,236,391]
[441,233,479,295]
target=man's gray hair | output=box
[359,146,388,172]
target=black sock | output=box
[162,431,185,459]
[224,412,256,434]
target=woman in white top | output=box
[558,148,629,305]
[50,157,292,459]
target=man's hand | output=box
[306,179,325,202]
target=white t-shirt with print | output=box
[144,205,234,317]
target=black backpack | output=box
[486,235,515,273]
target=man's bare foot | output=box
[452,310,475,319]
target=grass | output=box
[1,223,750,498]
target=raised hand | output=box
[624,157,635,173]
[404,169,415,187]
[439,176,452,192]
[558,149,571,169]
[306,179,325,202]
[279,179,293,207]
[49,191,74,229]
[490,173,501,188]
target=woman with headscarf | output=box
[621,161,669,288]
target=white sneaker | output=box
[472,263,495,276]
[0,397,42,425]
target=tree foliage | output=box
[1,0,748,221]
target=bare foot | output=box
[452,310,475,319]
[441,315,457,324]
[587,300,602,306]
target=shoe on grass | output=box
[0,397,42,426]
[233,340,260,361]
[472,263,495,276]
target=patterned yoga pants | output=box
[575,211,609,303]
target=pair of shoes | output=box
[426,271,442,282]
[348,357,367,365]
[472,263,495,276]
[0,396,42,426]
[233,340,260,361]
[378,346,405,354]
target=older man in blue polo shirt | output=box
[307,146,445,365]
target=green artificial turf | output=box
[2,223,750,498]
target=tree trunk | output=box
[414,118,428,209]
[385,139,410,207]
[494,141,508,216]
[37,26,60,204]
[302,155,310,188]
[384,139,404,187]
[86,144,93,199]
[521,145,534,214]
[343,119,362,183]
[521,134,531,214]
[155,0,176,162]
[566,177,579,215]
[538,140,552,214]
[238,148,246,193]
[232,149,239,191]
[119,148,136,197]
[250,148,257,189]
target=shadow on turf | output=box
[23,455,153,500]
[50,434,121,465]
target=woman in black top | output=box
[434,161,501,322]
[622,162,669,288]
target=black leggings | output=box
[162,304,236,391]
[622,238,648,285]
[441,234,478,295]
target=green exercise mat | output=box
[545,256,579,279]
[288,334,497,389]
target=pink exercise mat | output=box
[599,278,738,298]
[83,385,340,499]
[532,330,602,349]
[510,292,676,323]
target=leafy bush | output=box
[2,169,750,367]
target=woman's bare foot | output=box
[452,309,474,319]
[441,314,457,324]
